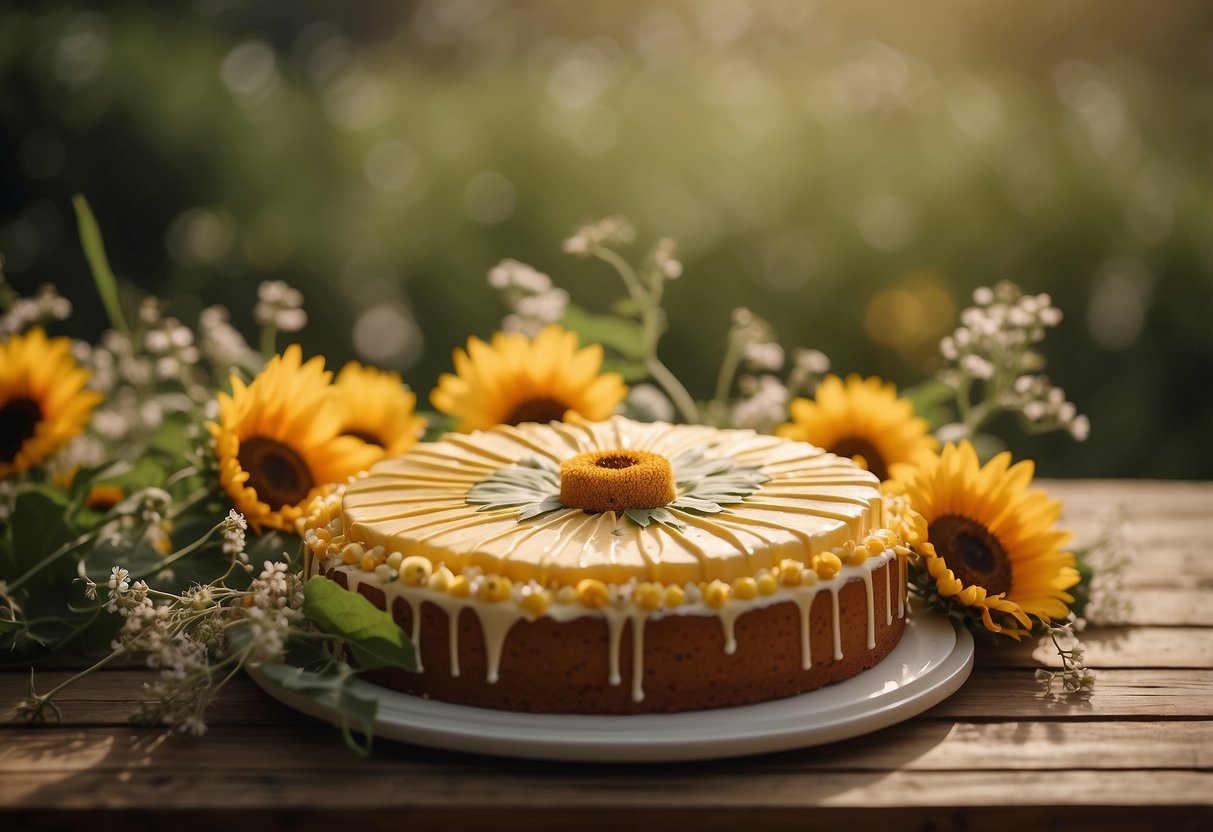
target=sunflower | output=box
[902,441,1080,638]
[333,362,426,457]
[210,345,383,532]
[776,373,936,482]
[430,324,627,432]
[0,327,103,478]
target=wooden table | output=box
[3,480,1211,831]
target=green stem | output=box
[259,325,278,361]
[6,528,100,593]
[590,246,700,423]
[710,334,743,419]
[33,647,126,709]
[133,521,222,581]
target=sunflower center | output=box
[559,449,676,513]
[0,397,43,463]
[828,436,889,481]
[929,514,1012,596]
[504,397,569,426]
[237,436,314,509]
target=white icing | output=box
[317,546,907,701]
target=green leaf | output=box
[562,305,647,360]
[256,661,378,756]
[600,356,649,382]
[72,194,130,338]
[901,379,955,431]
[302,576,417,672]
[7,487,77,592]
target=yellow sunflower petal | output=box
[430,324,628,433]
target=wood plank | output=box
[1,806,1209,832]
[974,626,1213,670]
[929,669,1213,719]
[2,721,1209,777]
[1044,479,1213,518]
[2,767,1211,811]
[3,669,1210,728]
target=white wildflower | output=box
[626,384,675,423]
[221,510,248,561]
[255,280,307,332]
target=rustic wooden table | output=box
[2,480,1210,831]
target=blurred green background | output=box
[2,0,1211,478]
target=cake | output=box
[302,416,916,714]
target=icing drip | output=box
[321,548,902,702]
[860,568,876,650]
[828,587,843,661]
[406,597,424,673]
[630,613,646,703]
[446,602,461,677]
[717,607,742,655]
[897,555,906,618]
[603,608,626,686]
[884,560,894,625]
[477,604,520,684]
[794,590,817,670]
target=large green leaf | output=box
[256,661,378,755]
[302,576,416,671]
[562,305,647,360]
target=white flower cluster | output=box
[238,561,306,663]
[0,283,73,336]
[1035,616,1096,695]
[730,374,790,431]
[198,305,260,376]
[100,557,305,736]
[488,259,570,337]
[255,280,307,332]
[143,314,201,384]
[221,509,249,564]
[938,281,1089,441]
[645,237,683,280]
[561,215,636,255]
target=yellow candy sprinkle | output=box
[576,578,610,609]
[731,576,758,600]
[359,553,376,572]
[755,570,778,596]
[801,569,818,586]
[633,582,664,611]
[779,559,805,586]
[448,575,472,597]
[478,575,513,603]
[520,589,551,616]
[813,552,843,580]
[664,584,685,608]
[399,555,432,587]
[341,542,365,565]
[428,567,453,592]
[704,579,730,609]
[386,551,404,569]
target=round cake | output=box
[302,417,917,714]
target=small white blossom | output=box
[255,280,307,332]
[562,216,636,256]
[625,384,675,423]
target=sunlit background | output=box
[2,0,1211,477]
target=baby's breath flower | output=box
[221,510,249,561]
[562,216,636,256]
[255,280,307,332]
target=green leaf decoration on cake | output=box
[466,447,768,533]
[302,576,417,672]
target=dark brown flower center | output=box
[928,514,1012,596]
[344,430,384,448]
[504,397,569,426]
[0,397,42,463]
[828,436,889,481]
[237,436,313,509]
[595,453,638,469]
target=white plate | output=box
[250,611,973,762]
